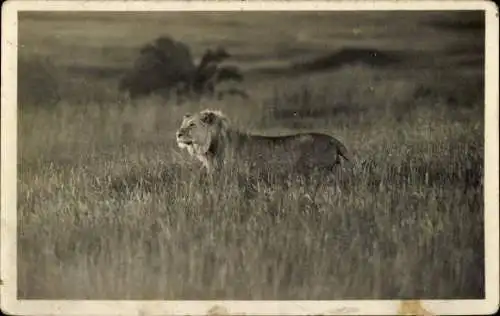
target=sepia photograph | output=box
[1,0,499,315]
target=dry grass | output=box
[16,11,485,300]
[18,91,484,300]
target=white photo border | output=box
[1,1,499,315]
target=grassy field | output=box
[17,11,485,299]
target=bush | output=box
[119,36,247,102]
[18,55,61,107]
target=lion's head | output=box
[176,110,230,167]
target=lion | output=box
[175,109,354,182]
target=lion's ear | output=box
[200,111,217,125]
[183,113,192,119]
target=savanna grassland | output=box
[17,11,486,299]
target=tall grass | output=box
[18,65,484,299]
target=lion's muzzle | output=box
[176,130,193,148]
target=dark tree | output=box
[119,36,247,102]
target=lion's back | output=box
[229,132,349,173]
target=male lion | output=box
[175,109,354,181]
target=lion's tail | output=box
[333,138,355,168]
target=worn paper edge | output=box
[1,1,499,315]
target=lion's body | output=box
[176,110,354,177]
[221,131,353,175]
